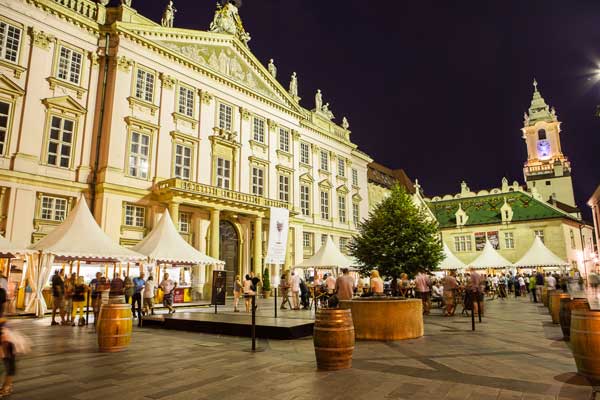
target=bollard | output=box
[251,295,256,351]
[274,287,278,318]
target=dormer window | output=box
[538,129,546,140]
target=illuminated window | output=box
[178,86,194,117]
[128,131,150,179]
[300,142,310,165]
[216,157,231,189]
[57,46,83,85]
[278,174,290,202]
[352,202,360,226]
[352,168,358,186]
[454,235,472,252]
[47,116,74,168]
[320,190,329,219]
[337,158,345,177]
[179,212,191,233]
[253,117,265,143]
[300,184,310,216]
[320,150,329,171]
[0,101,10,155]
[0,22,21,63]
[174,143,192,180]
[135,68,155,103]
[125,204,145,227]
[251,166,264,196]
[504,232,515,249]
[338,195,346,223]
[218,103,233,131]
[279,128,290,152]
[40,196,67,221]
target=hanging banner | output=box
[265,207,290,265]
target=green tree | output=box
[262,267,271,292]
[349,185,443,279]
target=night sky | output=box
[130,0,600,216]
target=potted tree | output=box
[262,267,271,299]
[343,185,444,340]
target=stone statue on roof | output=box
[268,59,277,79]
[342,117,350,130]
[161,1,177,28]
[322,103,334,120]
[121,0,132,6]
[315,89,323,112]
[523,112,529,126]
[289,72,298,98]
[210,1,251,46]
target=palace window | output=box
[57,46,83,85]
[179,212,190,233]
[0,101,10,156]
[128,131,150,179]
[504,232,515,249]
[279,128,290,152]
[320,190,329,220]
[278,174,290,202]
[454,235,472,252]
[135,68,155,103]
[0,22,21,63]
[253,117,265,143]
[178,86,195,117]
[300,142,310,165]
[124,204,145,228]
[338,158,345,177]
[352,168,359,186]
[218,103,233,131]
[570,229,576,249]
[251,166,264,197]
[40,196,67,221]
[47,116,74,168]
[534,229,545,244]
[216,157,231,189]
[339,237,348,253]
[538,129,547,140]
[352,202,360,226]
[300,184,311,216]
[303,232,313,249]
[174,143,192,180]
[338,195,346,223]
[321,234,328,245]
[320,150,329,171]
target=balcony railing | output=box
[49,0,102,22]
[157,178,291,211]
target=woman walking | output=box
[143,276,155,315]
[233,275,242,312]
[441,271,458,316]
[243,274,254,312]
[71,276,88,326]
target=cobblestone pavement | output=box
[4,296,595,400]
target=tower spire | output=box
[525,79,553,126]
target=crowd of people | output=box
[48,269,178,327]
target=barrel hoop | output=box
[314,346,355,352]
[571,353,600,361]
[570,329,600,335]
[98,334,131,339]
[98,318,132,321]
[314,327,355,332]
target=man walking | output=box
[415,271,431,315]
[290,272,301,310]
[159,273,176,314]
[335,268,355,301]
[51,270,66,326]
[132,272,145,326]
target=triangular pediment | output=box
[319,178,332,189]
[336,185,349,194]
[42,95,87,115]
[299,173,314,183]
[117,24,303,114]
[0,74,25,98]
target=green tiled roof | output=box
[427,191,574,229]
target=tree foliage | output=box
[262,267,271,291]
[349,185,444,279]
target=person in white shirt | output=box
[325,274,336,294]
[289,272,301,310]
[143,276,156,315]
[546,274,557,290]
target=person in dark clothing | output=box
[132,273,145,327]
[51,270,66,326]
[299,279,309,310]
[0,319,15,397]
[250,271,260,292]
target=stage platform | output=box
[142,312,314,340]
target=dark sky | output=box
[130,0,600,215]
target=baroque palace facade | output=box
[0,0,372,296]
[424,82,596,274]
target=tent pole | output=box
[126,262,130,277]
[76,260,80,276]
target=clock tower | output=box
[522,80,576,207]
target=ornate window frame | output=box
[170,131,198,181]
[128,63,158,116]
[172,81,198,128]
[0,74,24,158]
[0,17,25,79]
[48,41,87,99]
[124,116,157,181]
[248,156,269,198]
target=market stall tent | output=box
[296,236,352,276]
[437,242,466,270]
[0,234,33,258]
[469,240,513,269]
[514,236,568,268]
[26,197,145,317]
[132,210,224,266]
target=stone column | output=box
[210,208,220,258]
[168,201,180,227]
[253,216,263,273]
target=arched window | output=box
[538,129,547,140]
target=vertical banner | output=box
[265,207,290,265]
[211,270,226,306]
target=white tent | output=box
[438,242,466,270]
[469,240,513,269]
[26,197,145,317]
[0,234,33,257]
[514,236,568,268]
[132,210,224,266]
[296,236,352,274]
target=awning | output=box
[514,236,569,268]
[469,240,513,269]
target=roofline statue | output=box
[210,0,251,47]
[161,1,177,28]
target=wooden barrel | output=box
[313,309,355,371]
[550,292,569,324]
[570,308,600,380]
[546,289,556,313]
[97,304,132,353]
[560,298,589,341]
[541,287,549,307]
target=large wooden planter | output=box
[550,292,570,324]
[541,287,549,307]
[570,307,600,381]
[546,289,557,313]
[339,298,423,341]
[559,298,589,341]
[313,309,354,371]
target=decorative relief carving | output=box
[89,50,100,66]
[29,28,55,50]
[116,56,134,72]
[200,90,213,105]
[160,73,176,89]
[267,119,278,130]
[239,107,251,120]
[291,130,300,140]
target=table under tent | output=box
[132,210,224,302]
[26,197,145,317]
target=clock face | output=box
[537,139,551,159]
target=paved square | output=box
[5,297,595,399]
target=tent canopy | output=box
[296,236,352,269]
[469,240,513,269]
[514,236,568,267]
[132,210,224,266]
[437,242,466,270]
[28,197,144,261]
[0,234,33,257]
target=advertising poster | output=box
[211,270,226,306]
[475,232,486,251]
[475,231,500,251]
[487,231,499,250]
[265,207,290,265]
